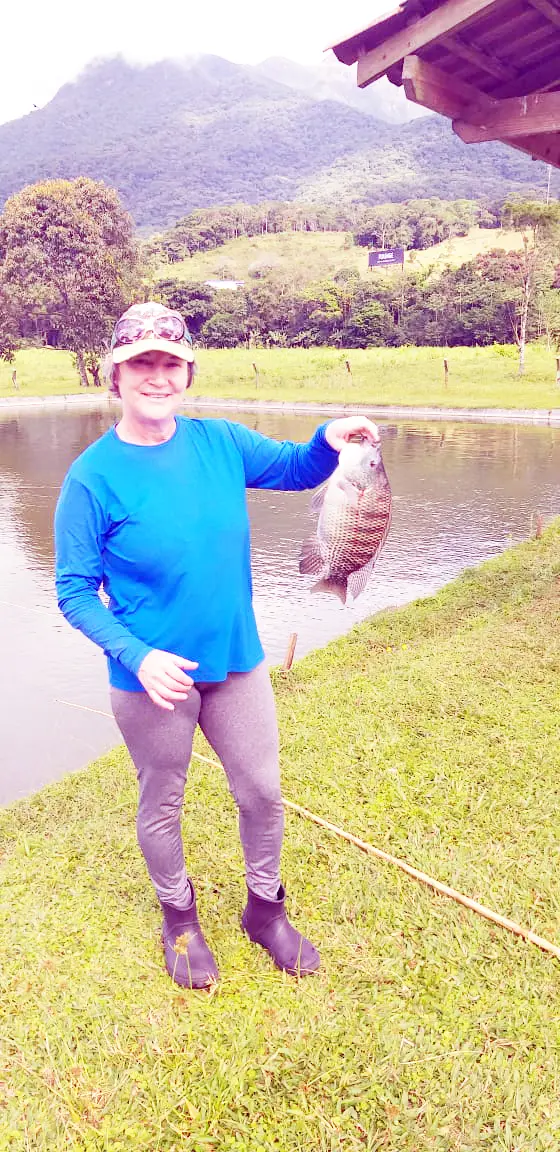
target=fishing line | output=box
[0,597,59,617]
[55,696,560,963]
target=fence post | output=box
[252,361,259,388]
[443,358,449,388]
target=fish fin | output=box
[310,483,328,513]
[336,477,361,508]
[311,578,348,604]
[299,537,326,576]
[346,556,376,603]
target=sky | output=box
[1,0,389,127]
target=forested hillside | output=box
[1,175,558,372]
[0,55,558,229]
[143,197,560,353]
[146,198,502,264]
[151,225,525,286]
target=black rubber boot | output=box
[161,886,218,989]
[241,884,320,976]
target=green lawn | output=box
[2,526,560,1149]
[1,343,560,410]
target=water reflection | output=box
[1,406,559,804]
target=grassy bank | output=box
[1,344,560,410]
[2,526,560,1149]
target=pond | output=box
[1,404,559,805]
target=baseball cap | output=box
[110,301,195,364]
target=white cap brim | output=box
[112,338,195,364]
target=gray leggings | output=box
[110,660,284,907]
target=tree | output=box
[0,177,143,385]
[503,200,560,374]
[295,281,344,345]
[0,281,18,362]
[213,258,237,281]
[538,287,560,349]
[247,255,281,279]
[344,300,394,347]
[155,279,215,336]
[201,310,246,347]
[244,275,297,343]
[199,292,247,347]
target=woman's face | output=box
[115,350,191,429]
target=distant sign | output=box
[368,247,404,268]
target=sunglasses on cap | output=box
[112,312,192,348]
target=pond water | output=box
[1,404,559,805]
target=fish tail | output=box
[311,577,348,604]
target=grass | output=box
[409,227,524,271]
[2,524,560,1149]
[155,227,525,285]
[1,343,560,411]
[159,230,365,285]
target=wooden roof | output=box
[329,0,560,168]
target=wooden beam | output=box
[386,63,405,87]
[401,56,560,168]
[454,118,560,168]
[527,0,560,30]
[440,32,515,81]
[356,0,510,87]
[402,53,491,118]
[454,91,560,139]
[507,132,560,167]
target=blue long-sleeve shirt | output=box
[54,415,338,690]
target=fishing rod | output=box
[55,696,560,964]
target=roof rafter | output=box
[439,32,516,81]
[330,0,560,172]
[492,54,560,98]
[527,0,560,30]
[402,54,560,165]
[356,0,511,87]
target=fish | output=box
[299,438,392,605]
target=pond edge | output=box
[1,392,560,425]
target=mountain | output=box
[253,56,428,123]
[0,55,394,229]
[0,55,557,231]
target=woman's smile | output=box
[114,349,192,443]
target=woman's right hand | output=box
[137,649,199,711]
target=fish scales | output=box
[320,488,391,580]
[299,438,392,604]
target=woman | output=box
[55,301,380,990]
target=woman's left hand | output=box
[324,416,380,453]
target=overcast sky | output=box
[1,0,389,126]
